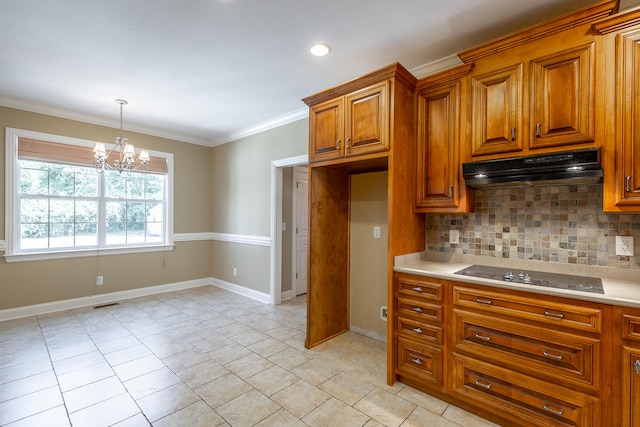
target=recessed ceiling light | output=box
[310,43,331,57]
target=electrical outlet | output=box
[373,226,381,239]
[449,229,460,244]
[233,267,237,277]
[380,306,388,321]
[616,236,635,256]
[95,275,104,286]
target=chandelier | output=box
[93,99,149,174]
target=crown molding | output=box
[410,54,465,79]
[0,97,211,146]
[209,108,309,147]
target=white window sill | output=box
[3,244,175,263]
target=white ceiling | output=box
[0,0,632,147]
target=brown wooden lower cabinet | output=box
[392,273,617,427]
[451,355,600,426]
[615,307,640,426]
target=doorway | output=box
[292,166,308,296]
[269,154,308,305]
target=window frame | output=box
[5,127,174,263]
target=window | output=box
[5,128,174,262]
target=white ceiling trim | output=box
[210,108,310,147]
[0,96,211,146]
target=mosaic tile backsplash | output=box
[426,185,640,271]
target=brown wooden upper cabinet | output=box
[595,7,640,212]
[458,0,617,160]
[307,80,389,163]
[467,43,596,158]
[416,64,474,212]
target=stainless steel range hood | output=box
[462,148,603,189]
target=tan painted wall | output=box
[0,106,213,310]
[210,119,308,235]
[349,171,388,340]
[0,108,308,309]
[209,119,308,293]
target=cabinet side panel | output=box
[306,166,350,348]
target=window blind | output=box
[17,137,168,174]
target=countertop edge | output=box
[394,260,640,309]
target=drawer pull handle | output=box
[475,333,491,341]
[476,298,493,305]
[626,176,631,193]
[635,360,640,374]
[336,139,341,150]
[543,310,565,319]
[412,307,423,313]
[543,350,564,360]
[413,287,423,293]
[535,123,541,138]
[475,379,492,389]
[412,327,423,334]
[543,403,564,416]
[411,358,422,365]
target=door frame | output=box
[270,154,308,305]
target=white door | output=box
[293,166,308,295]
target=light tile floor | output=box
[0,286,500,426]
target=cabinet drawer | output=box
[452,355,600,427]
[397,337,443,386]
[398,297,443,323]
[398,317,443,345]
[397,274,444,302]
[622,314,640,342]
[453,286,602,333]
[453,310,599,391]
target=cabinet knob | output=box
[543,310,565,319]
[474,333,491,341]
[346,137,351,148]
[626,176,631,193]
[511,127,516,141]
[543,350,564,360]
[474,379,492,389]
[336,139,341,150]
[542,404,564,416]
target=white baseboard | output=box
[350,325,387,343]
[280,290,295,301]
[210,278,271,304]
[0,278,213,322]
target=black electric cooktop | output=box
[454,264,604,294]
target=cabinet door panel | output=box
[623,346,640,426]
[471,64,523,156]
[309,99,344,162]
[530,43,595,149]
[453,310,599,391]
[416,82,458,208]
[345,81,389,156]
[453,355,599,427]
[617,30,640,205]
[397,337,443,386]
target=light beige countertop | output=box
[394,252,640,309]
